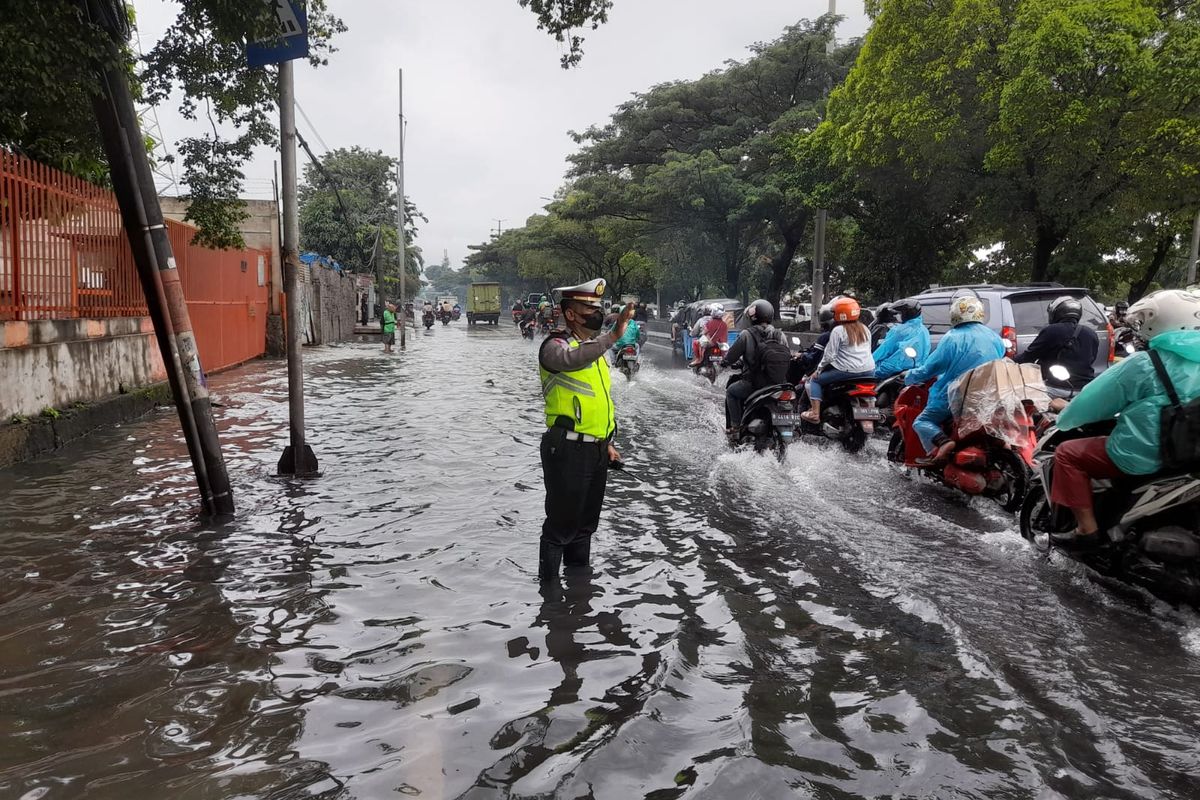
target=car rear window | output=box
[1008,293,1106,333]
[920,297,992,335]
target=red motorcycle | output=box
[887,381,1034,511]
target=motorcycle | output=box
[613,344,641,380]
[795,375,880,453]
[520,319,537,340]
[452,307,462,321]
[539,318,553,335]
[422,310,435,330]
[691,336,728,384]
[888,379,1034,512]
[728,374,800,461]
[1020,419,1200,607]
[1113,327,1144,360]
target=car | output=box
[900,283,1113,374]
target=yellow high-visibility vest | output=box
[539,336,615,438]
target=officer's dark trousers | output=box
[725,379,754,428]
[540,427,609,583]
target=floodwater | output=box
[2,322,1199,800]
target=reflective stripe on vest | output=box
[539,336,615,438]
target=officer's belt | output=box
[563,430,606,443]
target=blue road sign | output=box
[247,0,309,68]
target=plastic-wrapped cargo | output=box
[948,359,1051,448]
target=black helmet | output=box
[1048,295,1083,325]
[1115,300,1129,312]
[746,299,774,325]
[875,302,897,324]
[818,307,835,331]
[892,298,922,322]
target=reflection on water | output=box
[1,327,1199,799]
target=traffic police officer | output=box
[537,278,635,585]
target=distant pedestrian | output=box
[382,301,397,353]
[360,295,368,327]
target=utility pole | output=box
[811,0,836,332]
[84,0,233,515]
[397,68,409,349]
[276,59,318,476]
[493,219,506,238]
[1188,208,1200,287]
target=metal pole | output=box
[277,59,318,476]
[811,210,827,333]
[397,69,408,348]
[1187,208,1200,287]
[84,0,233,514]
[827,0,837,54]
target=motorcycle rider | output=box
[1014,295,1099,397]
[872,299,931,379]
[1108,300,1129,329]
[800,296,876,424]
[903,295,1006,465]
[689,303,729,366]
[1048,289,1200,549]
[610,311,642,358]
[721,299,790,433]
[519,304,538,335]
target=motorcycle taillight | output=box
[774,390,796,401]
[848,383,877,397]
[623,347,637,355]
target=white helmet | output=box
[1126,289,1200,340]
[709,303,724,316]
[950,295,986,326]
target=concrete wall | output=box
[0,317,165,420]
[306,264,357,345]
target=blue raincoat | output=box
[1057,330,1200,475]
[873,317,931,378]
[905,321,1006,451]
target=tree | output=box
[298,147,425,296]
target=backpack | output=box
[746,326,791,388]
[1148,350,1200,471]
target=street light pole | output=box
[811,0,835,332]
[1187,208,1200,287]
[397,68,408,349]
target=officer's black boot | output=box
[562,536,592,576]
[538,541,564,585]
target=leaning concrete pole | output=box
[397,68,409,349]
[84,0,233,515]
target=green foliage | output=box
[297,146,425,296]
[40,406,60,420]
[518,0,613,67]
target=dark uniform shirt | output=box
[1015,321,1099,388]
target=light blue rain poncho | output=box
[1058,330,1200,475]
[873,316,932,378]
[906,322,1006,409]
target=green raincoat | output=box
[1057,330,1200,475]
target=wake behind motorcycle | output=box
[1021,421,1200,607]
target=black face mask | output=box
[580,309,604,331]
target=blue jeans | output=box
[913,395,952,455]
[808,369,874,401]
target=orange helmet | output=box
[831,296,861,323]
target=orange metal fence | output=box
[1,150,270,372]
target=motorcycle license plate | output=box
[772,413,799,425]
[853,406,881,421]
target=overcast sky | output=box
[134,1,870,268]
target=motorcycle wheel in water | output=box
[729,378,798,462]
[520,322,536,340]
[1020,422,1200,607]
[440,314,451,326]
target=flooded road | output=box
[2,323,1199,799]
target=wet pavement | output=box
[2,323,1199,799]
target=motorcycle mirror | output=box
[903,347,918,359]
[1049,364,1071,382]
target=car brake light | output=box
[1106,322,1115,364]
[1001,326,1017,359]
